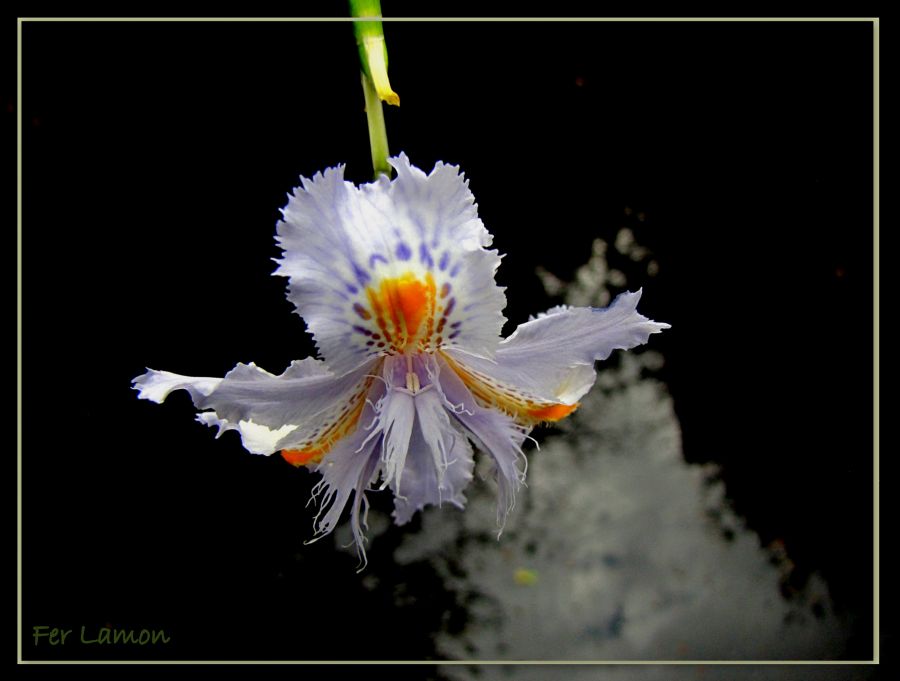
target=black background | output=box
[19,15,875,666]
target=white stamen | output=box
[405,354,420,392]
[406,371,420,393]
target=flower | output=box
[133,154,669,565]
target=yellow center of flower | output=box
[366,272,439,352]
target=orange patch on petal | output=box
[366,272,438,352]
[526,402,579,422]
[281,448,324,466]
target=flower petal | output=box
[377,155,508,358]
[376,388,416,494]
[391,388,476,525]
[274,154,507,375]
[132,357,378,463]
[309,380,386,567]
[442,289,670,424]
[435,355,529,530]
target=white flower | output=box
[133,154,669,565]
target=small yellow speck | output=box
[513,568,539,586]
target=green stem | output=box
[350,0,396,179]
[361,71,391,179]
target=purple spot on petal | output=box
[396,242,412,260]
[419,243,433,268]
[352,263,370,285]
[353,303,372,321]
[449,263,461,278]
[346,283,359,294]
[448,330,461,339]
[445,297,456,316]
[438,251,450,271]
[450,321,462,329]
[352,325,372,336]
[369,253,388,269]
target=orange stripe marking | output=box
[280,378,372,467]
[441,351,579,425]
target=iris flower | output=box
[133,154,669,563]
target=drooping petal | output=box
[274,154,507,375]
[132,357,379,463]
[442,289,670,425]
[391,389,475,525]
[308,379,386,567]
[435,355,529,530]
[375,388,416,494]
[361,353,439,496]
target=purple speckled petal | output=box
[275,154,507,374]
